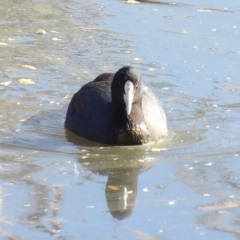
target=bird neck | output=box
[111,104,131,129]
[106,100,150,145]
[129,101,145,124]
[112,100,145,127]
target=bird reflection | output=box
[65,128,158,220]
[105,169,138,219]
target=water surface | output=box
[0,0,240,239]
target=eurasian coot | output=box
[65,66,167,145]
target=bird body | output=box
[65,67,167,145]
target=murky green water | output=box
[0,0,240,239]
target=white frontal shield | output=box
[123,80,134,115]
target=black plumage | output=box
[65,66,167,145]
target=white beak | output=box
[123,80,134,115]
